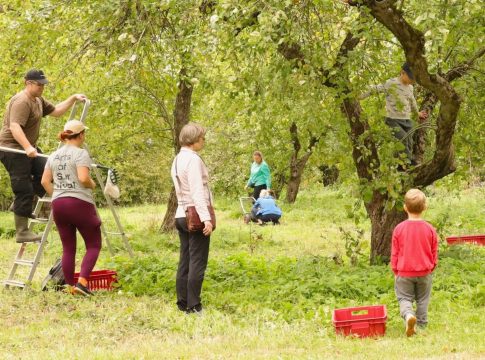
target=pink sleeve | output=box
[187,157,211,222]
[390,228,399,275]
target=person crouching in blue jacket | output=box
[249,190,282,225]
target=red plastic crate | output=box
[73,270,117,291]
[446,235,485,246]
[332,305,387,338]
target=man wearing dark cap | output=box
[0,69,87,243]
[359,63,428,165]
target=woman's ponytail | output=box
[58,130,83,141]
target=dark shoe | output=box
[187,304,203,315]
[14,214,42,243]
[73,282,93,296]
[177,301,188,312]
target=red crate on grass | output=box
[446,235,485,246]
[74,270,117,291]
[332,305,387,338]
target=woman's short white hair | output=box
[179,122,206,146]
[259,189,269,198]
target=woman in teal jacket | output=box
[244,151,271,199]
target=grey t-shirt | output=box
[45,144,94,204]
[360,77,419,119]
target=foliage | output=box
[111,246,485,321]
[0,0,482,208]
[339,226,365,266]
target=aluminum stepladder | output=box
[3,100,133,289]
[69,100,134,259]
[239,196,256,216]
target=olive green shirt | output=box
[0,91,55,150]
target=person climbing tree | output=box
[359,63,428,165]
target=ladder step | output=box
[4,280,26,288]
[106,231,125,236]
[38,197,52,203]
[14,259,35,266]
[30,218,49,224]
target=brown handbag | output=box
[175,154,216,233]
[185,205,216,232]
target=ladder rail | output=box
[5,243,28,286]
[90,160,134,258]
[25,212,54,284]
[4,197,52,289]
[68,99,91,123]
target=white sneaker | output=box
[405,314,417,337]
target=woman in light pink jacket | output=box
[171,123,213,314]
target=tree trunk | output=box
[365,194,407,264]
[286,153,312,203]
[285,122,320,203]
[160,188,178,232]
[160,71,193,232]
[413,47,485,164]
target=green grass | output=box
[0,186,484,359]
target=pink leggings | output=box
[52,197,102,285]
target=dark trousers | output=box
[52,197,102,286]
[257,213,281,224]
[252,184,267,200]
[175,217,210,310]
[250,209,281,224]
[0,150,46,217]
[385,118,413,161]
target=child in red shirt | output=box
[391,189,438,336]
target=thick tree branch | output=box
[414,46,485,162]
[308,132,320,151]
[444,47,485,82]
[287,122,322,203]
[290,122,302,155]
